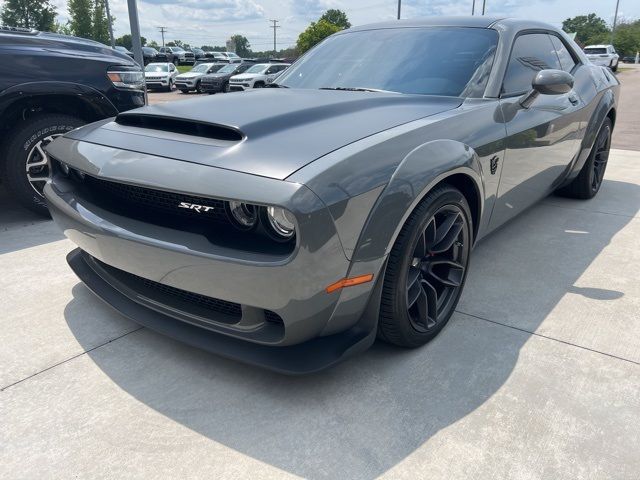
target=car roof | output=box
[348,16,506,31]
[345,16,564,35]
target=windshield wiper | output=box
[319,86,399,94]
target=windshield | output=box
[189,63,212,73]
[171,47,185,52]
[145,64,168,72]
[584,48,607,54]
[115,46,128,52]
[277,27,498,97]
[245,64,268,74]
[142,47,157,54]
[218,64,238,73]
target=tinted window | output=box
[502,33,561,95]
[584,47,607,54]
[277,27,498,97]
[549,35,577,72]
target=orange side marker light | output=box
[326,274,374,294]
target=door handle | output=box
[568,94,579,106]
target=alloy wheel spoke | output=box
[427,258,465,288]
[413,231,427,259]
[431,219,463,254]
[421,279,438,328]
[433,212,461,250]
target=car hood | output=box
[63,89,462,180]
[232,73,259,80]
[145,71,169,76]
[176,72,200,79]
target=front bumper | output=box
[229,83,250,91]
[145,79,169,88]
[175,80,195,89]
[200,82,224,92]
[44,137,384,372]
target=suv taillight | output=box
[107,66,144,91]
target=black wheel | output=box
[223,82,230,93]
[179,89,188,94]
[378,186,472,348]
[558,118,612,199]
[196,81,203,94]
[254,82,265,88]
[167,79,173,92]
[0,114,84,216]
[611,62,618,72]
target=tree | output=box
[166,40,186,48]
[230,34,251,57]
[562,13,610,45]
[319,9,351,29]
[296,19,341,54]
[147,40,159,49]
[115,34,147,50]
[67,0,93,39]
[612,20,640,56]
[1,0,57,31]
[92,0,111,45]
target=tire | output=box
[378,185,472,348]
[0,114,84,216]
[179,89,188,94]
[557,118,612,200]
[611,61,618,72]
[166,79,173,92]
[223,82,230,93]
[254,82,265,88]
[196,81,203,94]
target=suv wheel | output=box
[196,81,203,94]
[1,114,84,216]
[224,82,230,93]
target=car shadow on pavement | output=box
[63,178,639,480]
[0,188,64,254]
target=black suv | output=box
[200,62,253,93]
[0,26,145,216]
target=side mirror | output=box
[532,69,574,95]
[520,69,574,108]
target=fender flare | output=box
[351,139,484,263]
[563,89,616,185]
[0,81,118,126]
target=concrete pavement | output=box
[1,149,639,479]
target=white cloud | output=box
[2,0,638,50]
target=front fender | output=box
[352,139,483,263]
[0,81,119,123]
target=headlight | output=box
[262,206,296,241]
[107,66,144,90]
[226,201,258,230]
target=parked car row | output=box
[145,61,291,94]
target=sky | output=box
[4,0,639,50]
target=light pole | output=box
[397,0,401,20]
[610,0,620,45]
[482,0,486,15]
[105,0,115,48]
[471,0,475,15]
[127,0,144,68]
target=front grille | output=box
[82,175,230,225]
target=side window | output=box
[238,64,250,73]
[266,66,277,74]
[502,33,562,96]
[550,35,577,72]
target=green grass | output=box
[177,65,192,74]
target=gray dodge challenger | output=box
[45,17,619,373]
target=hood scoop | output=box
[115,113,244,143]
